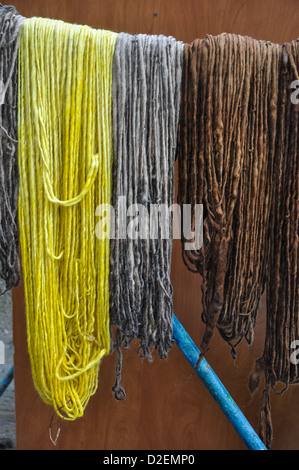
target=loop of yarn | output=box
[18,17,117,420]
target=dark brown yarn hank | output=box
[249,40,299,449]
[178,34,281,361]
[0,4,23,294]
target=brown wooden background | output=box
[11,0,299,451]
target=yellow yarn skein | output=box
[18,17,117,420]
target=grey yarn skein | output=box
[0,4,23,294]
[110,33,184,399]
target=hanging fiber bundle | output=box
[0,4,23,294]
[249,41,299,449]
[177,34,281,358]
[18,17,117,419]
[110,33,184,398]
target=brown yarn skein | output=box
[178,34,281,360]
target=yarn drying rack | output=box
[0,5,267,451]
[0,314,267,450]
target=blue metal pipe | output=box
[172,313,267,450]
[0,365,14,398]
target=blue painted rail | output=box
[172,313,267,450]
[0,365,14,398]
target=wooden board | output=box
[11,0,299,450]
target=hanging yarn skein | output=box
[18,17,117,419]
[177,34,281,360]
[249,40,299,449]
[110,33,184,398]
[0,4,23,294]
